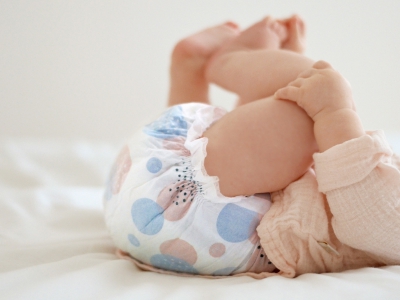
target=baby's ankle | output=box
[204,50,232,83]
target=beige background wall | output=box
[1,0,400,141]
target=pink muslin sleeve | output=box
[314,130,400,265]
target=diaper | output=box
[103,103,277,276]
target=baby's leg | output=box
[203,16,318,197]
[203,96,317,196]
[206,16,314,105]
[168,22,240,107]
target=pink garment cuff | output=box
[313,130,392,193]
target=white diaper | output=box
[103,103,277,276]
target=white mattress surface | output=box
[2,138,400,300]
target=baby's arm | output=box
[275,60,364,151]
[276,61,400,264]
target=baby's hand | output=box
[275,60,364,152]
[274,60,355,123]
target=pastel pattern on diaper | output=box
[149,238,199,274]
[162,136,191,156]
[104,145,132,201]
[209,243,226,258]
[157,181,196,221]
[160,238,198,265]
[217,203,259,243]
[131,198,164,235]
[146,157,163,173]
[150,254,198,274]
[128,233,140,247]
[143,106,188,139]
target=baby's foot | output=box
[168,22,240,106]
[204,17,288,81]
[279,15,306,53]
[171,22,240,67]
[213,16,288,55]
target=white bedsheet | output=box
[2,138,400,300]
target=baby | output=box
[104,16,400,278]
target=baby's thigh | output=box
[203,96,317,197]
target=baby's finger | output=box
[297,68,317,79]
[312,60,333,70]
[287,77,305,88]
[274,86,301,102]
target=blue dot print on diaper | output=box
[131,198,164,235]
[217,203,259,243]
[150,254,198,274]
[143,106,188,139]
[146,157,162,173]
[127,234,140,247]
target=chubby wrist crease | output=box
[313,107,356,124]
[313,108,364,151]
